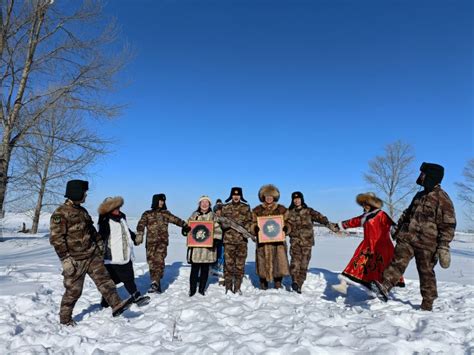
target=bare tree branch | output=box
[364,140,418,219]
[0,0,129,231]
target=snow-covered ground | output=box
[0,216,473,354]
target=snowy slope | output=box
[0,219,473,354]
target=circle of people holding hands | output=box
[49,162,456,326]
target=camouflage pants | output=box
[382,240,438,301]
[224,243,247,285]
[147,243,167,283]
[290,243,312,286]
[60,253,121,324]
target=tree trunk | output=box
[30,184,45,234]
[0,127,13,241]
[31,146,53,234]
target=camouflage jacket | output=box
[287,207,329,246]
[221,202,253,244]
[394,185,456,252]
[50,200,100,261]
[136,209,186,246]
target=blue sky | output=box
[85,0,472,228]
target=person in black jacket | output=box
[98,196,150,307]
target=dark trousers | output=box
[190,263,210,293]
[105,260,138,296]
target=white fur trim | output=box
[338,221,345,230]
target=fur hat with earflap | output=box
[98,196,124,216]
[417,162,444,191]
[356,192,383,210]
[258,184,280,203]
[289,191,308,210]
[65,180,89,201]
[151,193,167,210]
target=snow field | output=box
[0,222,472,354]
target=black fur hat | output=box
[417,162,444,190]
[151,193,167,210]
[289,191,307,210]
[225,187,247,203]
[64,180,89,201]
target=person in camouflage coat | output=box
[220,187,253,294]
[372,163,457,311]
[287,191,338,293]
[50,180,132,326]
[251,184,291,290]
[136,194,189,293]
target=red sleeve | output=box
[340,215,363,229]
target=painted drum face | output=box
[192,225,211,243]
[263,220,281,238]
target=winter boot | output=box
[259,278,268,290]
[370,281,389,302]
[225,279,233,294]
[233,278,242,295]
[218,276,225,286]
[132,292,151,307]
[420,299,433,311]
[198,283,206,296]
[112,297,133,317]
[100,296,110,308]
[331,280,348,295]
[148,281,162,294]
[274,277,283,289]
[61,319,77,327]
[291,281,299,292]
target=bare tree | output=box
[364,140,418,219]
[455,159,474,226]
[0,0,128,223]
[8,101,109,233]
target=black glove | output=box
[181,224,191,236]
[283,225,288,233]
[254,226,260,235]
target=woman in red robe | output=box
[332,193,404,294]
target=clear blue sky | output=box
[85,0,472,229]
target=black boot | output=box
[132,291,151,307]
[100,296,109,308]
[274,277,283,289]
[225,279,233,294]
[198,282,206,296]
[370,281,389,302]
[291,282,299,292]
[148,281,162,294]
[233,278,242,295]
[259,278,268,290]
[112,297,133,317]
